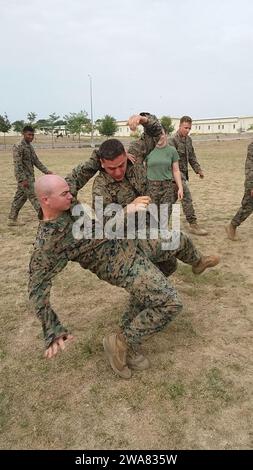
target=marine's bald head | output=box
[35,174,73,219]
[35,174,67,199]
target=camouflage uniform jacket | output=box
[28,211,137,348]
[245,141,253,190]
[92,171,139,209]
[13,139,50,183]
[65,113,162,197]
[168,132,202,180]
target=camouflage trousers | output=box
[231,188,253,227]
[76,232,201,347]
[147,179,197,224]
[147,180,174,206]
[8,180,40,220]
[176,179,197,224]
[118,233,201,346]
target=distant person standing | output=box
[226,141,253,240]
[8,126,52,225]
[169,116,208,236]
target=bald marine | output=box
[35,174,73,220]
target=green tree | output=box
[27,112,37,125]
[96,115,118,137]
[0,113,12,149]
[160,116,174,134]
[247,124,253,131]
[64,110,91,143]
[12,120,25,134]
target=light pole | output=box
[88,74,95,148]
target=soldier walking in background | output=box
[8,125,52,226]
[169,116,208,236]
[226,141,253,240]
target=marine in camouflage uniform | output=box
[67,113,177,276]
[29,175,217,378]
[65,112,162,198]
[169,116,208,235]
[226,141,253,240]
[91,147,177,277]
[8,126,51,225]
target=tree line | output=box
[0,110,174,146]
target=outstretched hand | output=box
[128,115,148,131]
[45,334,74,359]
[198,171,204,179]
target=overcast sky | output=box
[1,0,253,122]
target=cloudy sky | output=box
[0,0,252,122]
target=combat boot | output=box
[189,223,208,236]
[127,346,150,371]
[225,223,237,241]
[103,333,132,379]
[192,255,220,275]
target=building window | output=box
[208,125,210,130]
[198,126,201,130]
[222,125,224,129]
[233,124,235,129]
[195,125,198,129]
[218,125,220,130]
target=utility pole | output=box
[88,74,95,148]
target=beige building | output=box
[190,116,253,135]
[114,115,253,137]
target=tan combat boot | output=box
[192,255,220,275]
[189,223,208,236]
[103,333,132,379]
[127,346,150,371]
[225,223,237,241]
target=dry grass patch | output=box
[0,140,253,449]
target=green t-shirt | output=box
[145,145,179,181]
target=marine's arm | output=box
[32,148,51,174]
[28,248,69,351]
[188,138,203,175]
[172,161,184,200]
[127,113,163,163]
[245,142,253,194]
[13,144,26,183]
[65,150,101,197]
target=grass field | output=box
[0,139,252,449]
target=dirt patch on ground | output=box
[0,141,252,449]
